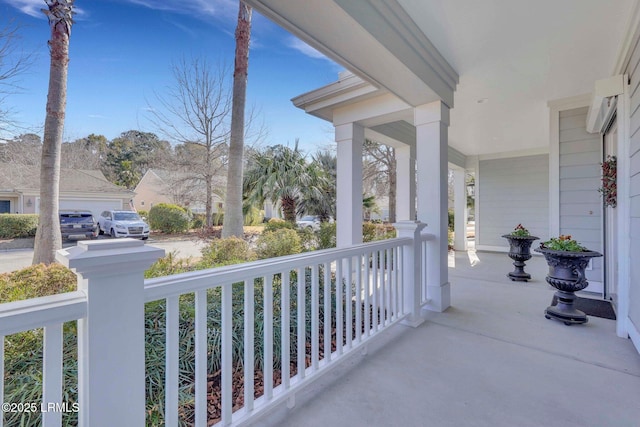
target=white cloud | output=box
[4,0,86,19]
[287,37,328,60]
[4,0,47,18]
[125,0,237,20]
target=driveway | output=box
[0,237,206,274]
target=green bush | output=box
[448,209,454,231]
[363,222,396,243]
[317,222,337,249]
[264,217,295,232]
[296,226,317,251]
[213,212,224,226]
[137,209,148,221]
[255,228,302,259]
[0,214,39,239]
[145,252,194,279]
[244,206,264,226]
[199,237,254,267]
[148,203,190,233]
[362,222,377,243]
[0,263,76,303]
[191,213,206,229]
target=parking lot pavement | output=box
[0,238,206,274]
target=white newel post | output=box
[335,122,364,247]
[415,101,451,312]
[56,239,164,427]
[395,220,427,327]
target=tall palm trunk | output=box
[281,196,296,223]
[223,1,252,238]
[33,0,73,265]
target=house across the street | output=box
[133,169,225,213]
[0,163,134,217]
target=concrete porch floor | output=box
[258,250,640,427]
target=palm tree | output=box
[223,1,252,238]
[298,150,336,221]
[33,0,74,265]
[243,143,329,223]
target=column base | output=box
[423,282,451,312]
[401,315,426,328]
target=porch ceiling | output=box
[247,0,636,156]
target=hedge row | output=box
[0,214,39,239]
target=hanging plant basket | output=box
[599,155,617,208]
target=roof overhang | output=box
[247,0,457,108]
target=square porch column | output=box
[453,167,468,251]
[415,101,451,312]
[335,122,364,247]
[396,142,416,221]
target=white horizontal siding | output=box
[630,218,640,324]
[627,39,640,329]
[560,139,600,155]
[478,154,549,248]
[559,107,602,285]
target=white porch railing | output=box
[145,236,411,426]
[0,220,439,427]
[0,292,87,427]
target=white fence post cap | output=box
[56,239,165,277]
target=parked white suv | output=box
[98,210,150,240]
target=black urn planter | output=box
[502,235,539,282]
[534,247,602,325]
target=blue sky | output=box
[1,0,342,153]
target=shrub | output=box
[448,209,454,231]
[213,212,224,226]
[244,206,264,226]
[363,222,396,243]
[255,228,302,259]
[137,209,148,221]
[296,226,317,251]
[317,222,337,249]
[191,213,206,229]
[0,214,39,239]
[362,222,377,243]
[148,203,190,233]
[145,252,194,279]
[264,217,295,232]
[199,237,254,267]
[0,263,76,303]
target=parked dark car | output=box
[59,210,98,241]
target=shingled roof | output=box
[0,163,132,195]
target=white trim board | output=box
[477,146,549,161]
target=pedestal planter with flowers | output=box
[502,224,539,282]
[534,235,602,325]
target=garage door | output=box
[59,199,123,218]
